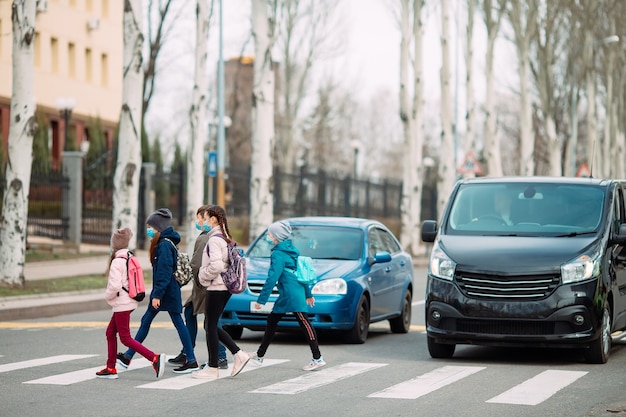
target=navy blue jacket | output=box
[150,226,183,314]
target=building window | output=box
[101,53,108,87]
[102,0,109,18]
[68,42,76,78]
[34,32,41,67]
[85,48,92,82]
[86,0,93,13]
[69,0,77,7]
[51,37,59,74]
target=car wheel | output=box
[389,291,412,333]
[223,325,244,340]
[345,295,370,344]
[584,303,611,364]
[427,334,455,359]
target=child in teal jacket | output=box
[252,220,326,371]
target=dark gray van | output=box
[421,177,626,363]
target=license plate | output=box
[250,301,274,314]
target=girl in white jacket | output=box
[96,228,166,380]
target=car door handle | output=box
[385,267,391,273]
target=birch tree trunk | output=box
[399,0,424,256]
[0,0,36,287]
[463,0,476,159]
[185,0,211,250]
[507,0,536,176]
[481,0,505,177]
[584,31,600,177]
[437,0,455,218]
[249,0,275,240]
[112,0,144,249]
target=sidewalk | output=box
[0,238,428,322]
[0,240,191,321]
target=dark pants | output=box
[257,312,321,360]
[205,290,240,368]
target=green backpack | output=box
[289,256,317,284]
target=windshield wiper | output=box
[554,231,597,237]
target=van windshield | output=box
[446,182,606,235]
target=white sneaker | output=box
[231,350,251,377]
[249,353,264,366]
[192,366,219,380]
[303,357,326,371]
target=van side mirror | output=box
[421,220,438,243]
[611,224,626,245]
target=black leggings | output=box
[205,290,240,368]
[257,312,321,360]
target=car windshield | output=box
[247,225,363,260]
[446,182,606,236]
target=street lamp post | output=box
[56,97,76,151]
[350,139,362,179]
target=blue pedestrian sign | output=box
[207,151,217,177]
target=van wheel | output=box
[345,296,370,344]
[223,325,243,340]
[390,291,412,333]
[427,335,455,359]
[585,304,611,364]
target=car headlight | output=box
[429,240,456,281]
[561,251,601,284]
[312,278,348,295]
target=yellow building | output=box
[0,0,122,170]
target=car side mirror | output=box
[421,220,438,242]
[610,224,626,245]
[370,251,392,265]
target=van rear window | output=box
[447,183,605,235]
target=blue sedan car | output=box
[221,216,414,343]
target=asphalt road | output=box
[2,266,626,416]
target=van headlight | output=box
[561,252,601,284]
[312,278,348,295]
[430,240,456,281]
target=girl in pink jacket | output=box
[96,228,166,380]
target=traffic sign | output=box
[576,163,591,178]
[457,151,483,175]
[207,151,217,177]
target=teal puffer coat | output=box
[257,239,312,313]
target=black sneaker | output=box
[218,358,228,369]
[168,352,186,365]
[116,352,131,369]
[173,360,200,374]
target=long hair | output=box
[206,205,232,243]
[148,231,162,266]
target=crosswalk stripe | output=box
[368,365,485,399]
[24,358,152,385]
[486,370,588,405]
[250,362,387,395]
[138,359,290,390]
[0,355,97,373]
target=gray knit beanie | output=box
[146,208,173,232]
[268,220,292,242]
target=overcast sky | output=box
[145,0,516,160]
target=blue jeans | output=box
[183,303,226,360]
[125,305,196,363]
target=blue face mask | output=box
[203,224,212,232]
[195,221,203,231]
[265,235,274,245]
[146,227,156,239]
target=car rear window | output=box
[446,182,606,235]
[248,226,363,260]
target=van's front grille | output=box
[454,271,560,301]
[247,281,279,296]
